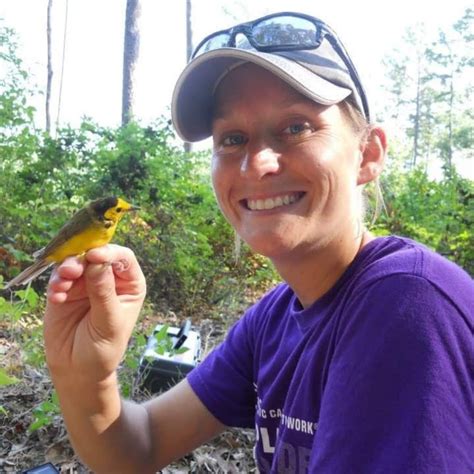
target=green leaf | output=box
[0,368,19,386]
[38,401,57,412]
[135,333,147,346]
[154,324,169,343]
[25,287,39,307]
[125,358,139,370]
[14,287,39,308]
[174,347,190,355]
[28,415,51,432]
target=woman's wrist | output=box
[52,371,119,403]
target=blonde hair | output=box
[339,96,386,228]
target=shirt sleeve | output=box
[187,311,256,428]
[311,274,473,473]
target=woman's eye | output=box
[282,122,313,136]
[222,134,246,146]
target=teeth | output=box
[247,193,301,211]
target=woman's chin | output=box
[243,235,300,261]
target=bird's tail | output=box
[4,260,54,290]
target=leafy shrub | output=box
[374,166,474,274]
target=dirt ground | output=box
[0,293,259,473]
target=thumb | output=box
[84,262,120,328]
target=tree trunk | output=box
[184,0,192,152]
[412,55,422,168]
[46,0,53,133]
[446,55,454,173]
[122,0,141,126]
[56,0,69,131]
[186,0,193,62]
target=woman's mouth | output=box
[244,192,305,211]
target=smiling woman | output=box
[43,11,474,474]
[209,62,382,275]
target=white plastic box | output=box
[138,320,201,394]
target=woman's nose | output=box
[240,144,282,180]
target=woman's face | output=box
[211,63,368,261]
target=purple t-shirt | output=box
[187,236,473,473]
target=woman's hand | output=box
[44,244,146,384]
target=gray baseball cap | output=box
[171,35,368,142]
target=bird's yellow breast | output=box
[46,222,118,263]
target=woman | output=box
[44,12,473,473]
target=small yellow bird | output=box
[4,196,139,289]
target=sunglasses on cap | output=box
[192,11,370,121]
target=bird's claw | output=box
[111,258,130,273]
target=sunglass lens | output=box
[195,33,231,57]
[253,16,318,47]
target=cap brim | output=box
[171,48,352,143]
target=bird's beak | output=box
[128,205,140,212]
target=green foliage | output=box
[28,391,61,432]
[22,323,47,368]
[120,331,148,398]
[119,322,190,398]
[150,324,189,357]
[375,7,473,276]
[382,8,473,174]
[0,14,472,445]
[0,286,40,323]
[0,88,243,308]
[0,21,35,130]
[374,166,474,274]
[0,368,19,386]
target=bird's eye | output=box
[116,207,123,212]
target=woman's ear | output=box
[357,126,387,185]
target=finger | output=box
[84,261,120,322]
[49,274,75,293]
[55,256,86,280]
[48,258,87,304]
[47,276,87,304]
[47,289,69,305]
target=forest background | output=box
[0,1,472,472]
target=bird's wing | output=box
[35,207,95,259]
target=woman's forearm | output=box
[53,373,156,473]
